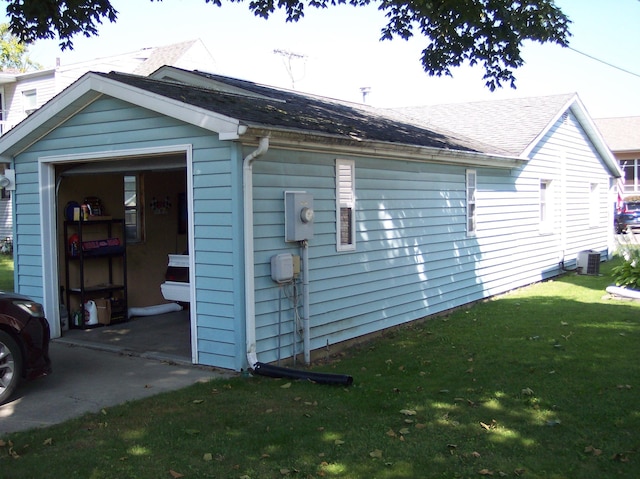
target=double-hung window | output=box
[124,174,143,243]
[539,179,553,233]
[336,159,355,251]
[589,182,599,228]
[466,169,477,236]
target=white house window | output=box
[540,179,553,232]
[621,159,639,195]
[336,159,355,251]
[589,183,599,227]
[124,174,143,243]
[22,89,37,114]
[466,169,476,236]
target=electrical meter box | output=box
[271,253,294,283]
[284,191,314,242]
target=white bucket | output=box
[84,300,99,325]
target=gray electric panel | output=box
[284,191,314,242]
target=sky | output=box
[7,0,640,119]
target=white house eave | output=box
[0,72,244,158]
[241,127,525,168]
[522,94,622,178]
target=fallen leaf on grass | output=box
[514,468,527,476]
[478,469,494,475]
[9,446,19,459]
[480,420,496,430]
[281,382,292,389]
[169,470,184,478]
[386,429,397,437]
[334,440,345,445]
[612,452,630,462]
[192,399,204,404]
[43,438,53,446]
[521,387,534,396]
[203,453,213,461]
[584,445,602,456]
[369,449,383,458]
[399,428,410,435]
[399,409,416,416]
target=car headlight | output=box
[13,299,45,318]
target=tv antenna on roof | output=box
[360,87,371,103]
[274,49,307,89]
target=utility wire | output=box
[568,46,640,79]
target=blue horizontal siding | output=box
[250,122,613,363]
[12,96,245,370]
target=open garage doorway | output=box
[39,146,196,364]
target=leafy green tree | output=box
[3,0,571,89]
[0,23,40,72]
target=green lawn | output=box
[1,259,639,478]
[0,254,13,291]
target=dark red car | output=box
[0,291,52,405]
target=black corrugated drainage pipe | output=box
[253,362,353,386]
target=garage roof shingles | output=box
[100,71,505,155]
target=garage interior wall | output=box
[57,167,188,313]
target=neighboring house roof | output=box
[392,93,620,177]
[133,40,216,76]
[594,116,640,153]
[0,40,217,135]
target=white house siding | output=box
[0,196,12,241]
[10,96,246,369]
[4,75,57,130]
[250,113,612,364]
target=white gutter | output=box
[243,137,270,369]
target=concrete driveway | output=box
[0,340,232,435]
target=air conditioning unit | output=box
[576,250,600,275]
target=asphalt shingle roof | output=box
[99,71,507,155]
[594,116,640,152]
[392,94,577,156]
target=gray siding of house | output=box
[250,111,611,364]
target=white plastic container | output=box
[84,300,99,326]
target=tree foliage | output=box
[0,23,40,72]
[3,0,572,89]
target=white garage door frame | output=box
[38,144,197,364]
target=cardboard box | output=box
[95,298,112,325]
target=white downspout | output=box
[243,137,269,369]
